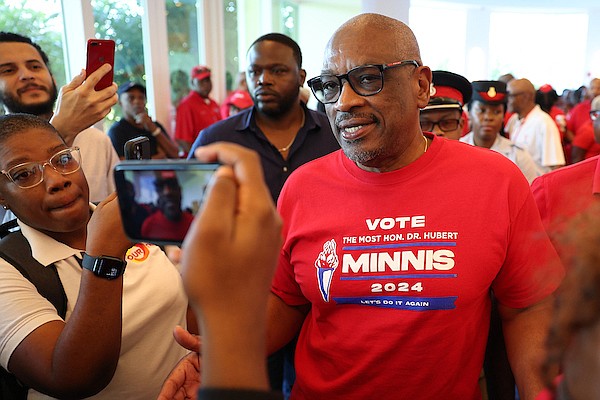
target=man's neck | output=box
[255,103,304,133]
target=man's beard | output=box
[0,82,58,117]
[255,92,298,118]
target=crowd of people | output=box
[0,10,599,400]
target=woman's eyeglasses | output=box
[1,147,81,189]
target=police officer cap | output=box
[423,71,472,112]
[471,81,507,105]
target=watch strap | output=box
[81,253,126,280]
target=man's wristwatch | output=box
[82,254,126,280]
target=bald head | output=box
[509,79,536,97]
[324,13,422,69]
[589,78,600,99]
[507,78,536,116]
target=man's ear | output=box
[416,66,432,109]
[299,68,307,86]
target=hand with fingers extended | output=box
[50,64,118,146]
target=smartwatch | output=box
[82,253,126,280]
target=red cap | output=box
[226,90,253,109]
[539,84,554,93]
[191,65,211,80]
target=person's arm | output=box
[135,113,180,158]
[499,295,556,400]
[50,64,118,146]
[266,293,309,355]
[7,194,132,398]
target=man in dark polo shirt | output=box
[188,33,339,202]
[108,82,180,159]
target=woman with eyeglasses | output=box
[0,114,188,399]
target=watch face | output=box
[82,254,126,280]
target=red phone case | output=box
[85,39,115,91]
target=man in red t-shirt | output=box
[141,176,194,242]
[174,65,222,154]
[571,95,600,163]
[565,78,600,145]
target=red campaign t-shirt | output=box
[273,137,563,400]
[140,210,194,242]
[572,120,600,159]
[175,91,221,145]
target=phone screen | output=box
[85,39,115,91]
[114,161,219,245]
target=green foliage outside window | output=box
[0,2,66,88]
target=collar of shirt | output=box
[17,203,95,266]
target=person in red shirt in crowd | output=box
[140,176,194,243]
[175,65,222,154]
[571,95,600,163]
[565,78,600,145]
[531,86,600,400]
[536,85,566,138]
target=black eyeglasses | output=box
[307,60,420,104]
[1,147,81,189]
[590,110,600,121]
[420,119,461,133]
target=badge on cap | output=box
[430,83,437,97]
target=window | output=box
[166,0,200,107]
[489,11,588,92]
[410,4,467,73]
[91,0,145,123]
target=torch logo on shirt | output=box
[315,239,339,302]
